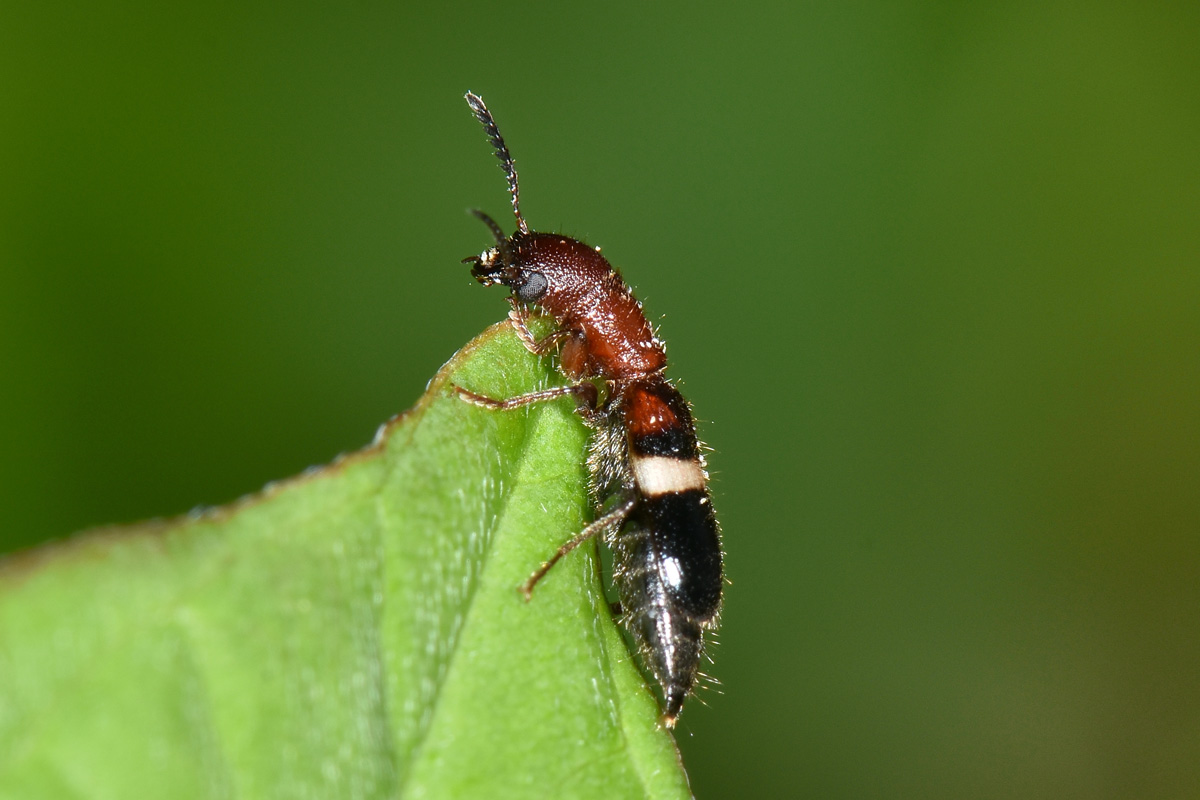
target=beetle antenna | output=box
[465,91,528,235]
[470,208,508,246]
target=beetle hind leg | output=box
[519,497,636,601]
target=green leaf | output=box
[0,322,691,800]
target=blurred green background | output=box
[2,1,1197,797]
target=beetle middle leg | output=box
[452,380,598,415]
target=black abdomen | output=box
[632,491,722,617]
[608,376,723,723]
[611,489,722,722]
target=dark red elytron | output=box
[457,92,722,727]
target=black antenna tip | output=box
[463,90,529,235]
[464,91,486,118]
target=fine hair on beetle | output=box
[455,91,723,728]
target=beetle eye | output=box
[515,270,548,302]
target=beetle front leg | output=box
[507,300,571,356]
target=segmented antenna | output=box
[470,209,508,246]
[465,91,528,235]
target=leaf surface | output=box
[0,322,690,800]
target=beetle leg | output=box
[452,381,597,413]
[519,497,637,601]
[507,301,569,356]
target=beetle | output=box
[456,92,722,727]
